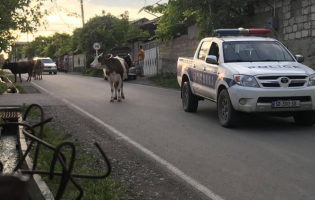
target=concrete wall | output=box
[73,54,86,72]
[158,24,200,75]
[159,25,199,74]
[248,0,315,68]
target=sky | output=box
[16,0,168,42]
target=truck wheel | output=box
[293,111,315,126]
[217,89,238,128]
[182,81,198,112]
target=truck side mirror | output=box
[206,55,218,65]
[295,55,304,63]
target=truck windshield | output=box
[223,41,295,63]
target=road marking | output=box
[66,102,224,200]
[30,82,49,93]
[62,99,69,104]
[30,79,224,200]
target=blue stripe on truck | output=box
[187,68,236,89]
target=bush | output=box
[0,82,7,94]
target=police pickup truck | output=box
[177,28,315,128]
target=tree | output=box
[79,12,150,55]
[0,0,49,52]
[140,0,253,41]
[19,33,72,59]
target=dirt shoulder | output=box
[26,105,207,200]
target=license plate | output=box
[271,100,300,108]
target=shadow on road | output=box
[193,102,314,134]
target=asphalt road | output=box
[26,73,315,200]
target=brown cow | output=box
[33,59,44,80]
[2,60,35,83]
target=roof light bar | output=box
[214,28,270,35]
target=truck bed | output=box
[178,57,194,63]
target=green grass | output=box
[21,104,43,117]
[3,75,27,94]
[0,82,7,95]
[15,85,27,94]
[7,75,15,83]
[26,114,129,200]
[148,74,181,90]
[0,70,5,76]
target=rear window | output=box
[41,59,53,63]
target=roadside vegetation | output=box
[148,74,180,90]
[0,82,7,95]
[3,75,27,94]
[81,68,104,78]
[15,85,27,94]
[22,106,129,200]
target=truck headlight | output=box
[234,75,260,88]
[308,74,315,86]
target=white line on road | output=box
[31,80,224,200]
[31,82,50,93]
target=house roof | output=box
[12,42,29,46]
[139,18,159,26]
[133,18,149,23]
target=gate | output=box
[143,42,159,76]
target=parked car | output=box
[177,28,315,128]
[33,57,57,74]
[104,47,137,80]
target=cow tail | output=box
[123,61,129,80]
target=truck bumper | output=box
[228,85,315,113]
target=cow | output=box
[90,53,129,102]
[33,59,44,80]
[1,60,35,83]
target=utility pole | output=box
[80,0,85,26]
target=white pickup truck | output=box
[177,28,315,128]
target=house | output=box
[128,18,160,76]
[245,0,315,68]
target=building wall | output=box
[248,0,315,68]
[73,54,86,72]
[158,24,200,75]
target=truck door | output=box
[192,41,212,96]
[200,42,220,100]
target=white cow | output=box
[90,53,129,102]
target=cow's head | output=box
[1,60,10,69]
[98,54,112,68]
[90,53,104,69]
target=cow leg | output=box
[14,74,17,83]
[121,81,125,99]
[109,79,114,102]
[114,81,118,100]
[117,78,122,102]
[19,73,23,82]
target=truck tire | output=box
[217,89,238,128]
[182,81,198,112]
[293,111,315,126]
